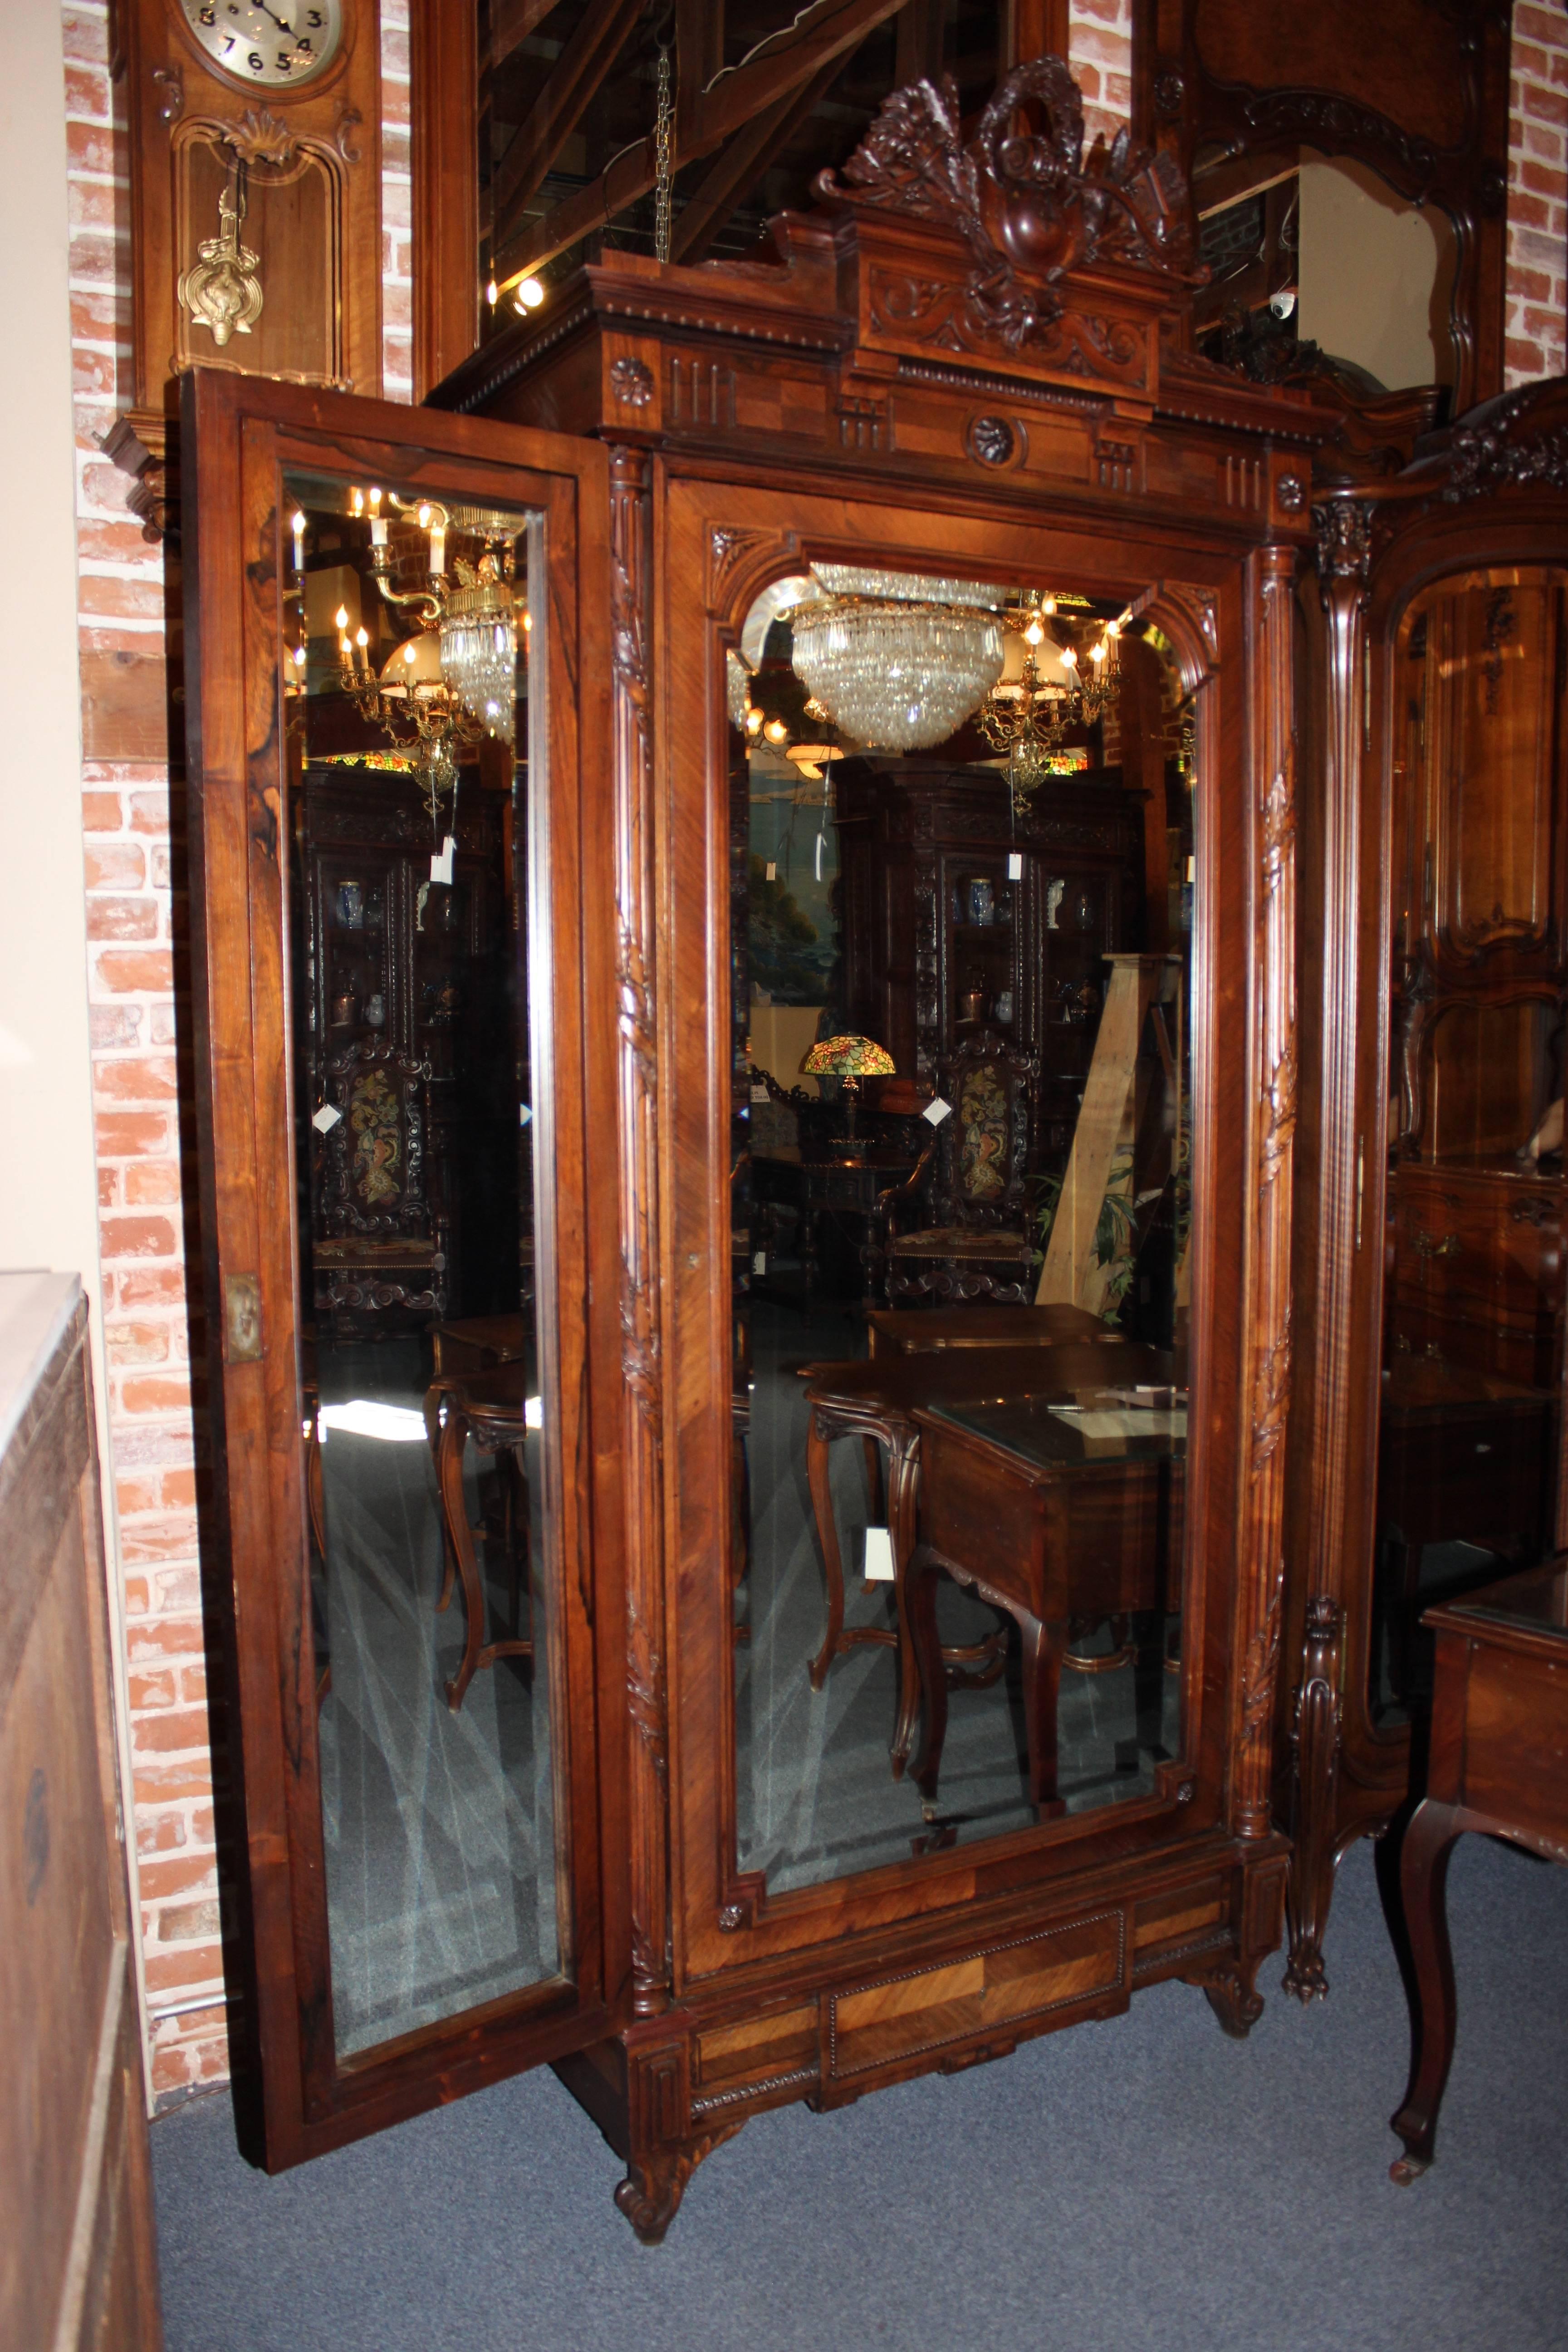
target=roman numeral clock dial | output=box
[179,0,343,87]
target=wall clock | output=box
[108,0,381,554]
[176,0,345,90]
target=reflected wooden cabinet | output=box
[836,763,1147,1159]
[186,61,1318,2234]
[1284,390,1568,1998]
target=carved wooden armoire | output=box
[183,62,1323,2236]
[1282,387,1568,1996]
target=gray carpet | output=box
[150,1832,1568,2352]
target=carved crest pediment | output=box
[815,59,1196,359]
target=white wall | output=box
[0,13,100,1292]
[0,0,143,2073]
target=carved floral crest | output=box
[815,59,1195,354]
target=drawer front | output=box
[828,1911,1124,2081]
[1391,1172,1563,1386]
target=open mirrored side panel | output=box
[184,374,613,2161]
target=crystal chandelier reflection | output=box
[333,489,523,818]
[789,597,1005,752]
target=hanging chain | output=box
[653,37,674,264]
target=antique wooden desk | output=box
[801,1342,1171,1768]
[908,1391,1186,1814]
[866,1303,1112,1355]
[752,1147,921,1312]
[1389,1560,1568,2183]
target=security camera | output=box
[1269,288,1297,322]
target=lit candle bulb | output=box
[764,718,788,745]
[367,487,386,547]
[1024,615,1044,646]
[1042,596,1057,615]
[1090,638,1107,666]
[355,625,370,674]
[745,706,763,735]
[486,277,498,308]
[350,488,364,517]
[291,510,306,573]
[1060,644,1078,670]
[429,519,445,576]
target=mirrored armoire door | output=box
[181,368,624,2166]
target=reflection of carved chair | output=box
[428,1363,534,1713]
[313,1042,448,1335]
[879,1032,1039,1306]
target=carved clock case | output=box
[1281,385,1568,1999]
[183,62,1322,2235]
[109,0,382,536]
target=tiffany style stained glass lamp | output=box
[800,1033,896,1156]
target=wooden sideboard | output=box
[0,1275,163,2350]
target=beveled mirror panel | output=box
[1373,565,1568,1722]
[727,566,1196,1889]
[284,467,565,2053]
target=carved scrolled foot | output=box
[612,2122,742,2245]
[1188,1959,1265,2040]
[1281,1937,1329,2003]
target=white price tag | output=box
[922,1096,953,1126]
[753,1250,767,1275]
[1008,851,1024,879]
[751,1083,769,1103]
[311,1103,341,1133]
[765,862,777,881]
[429,835,456,884]
[863,1528,895,1583]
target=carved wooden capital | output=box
[1312,497,1373,589]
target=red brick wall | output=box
[1507,3,1568,382]
[1065,1,1568,389]
[62,0,411,2109]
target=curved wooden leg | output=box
[862,1435,883,1524]
[438,1403,485,1713]
[305,1412,327,1563]
[1389,1798,1465,2184]
[426,1379,459,1616]
[887,1431,922,1774]
[909,1545,949,1804]
[1016,1610,1068,1819]
[807,1410,846,1690]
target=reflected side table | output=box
[801,1341,1171,1770]
[907,1392,1186,1817]
[1389,1560,1568,2182]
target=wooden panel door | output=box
[181,368,625,2165]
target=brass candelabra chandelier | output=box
[335,489,523,821]
[977,595,1123,809]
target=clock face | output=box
[178,0,344,90]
